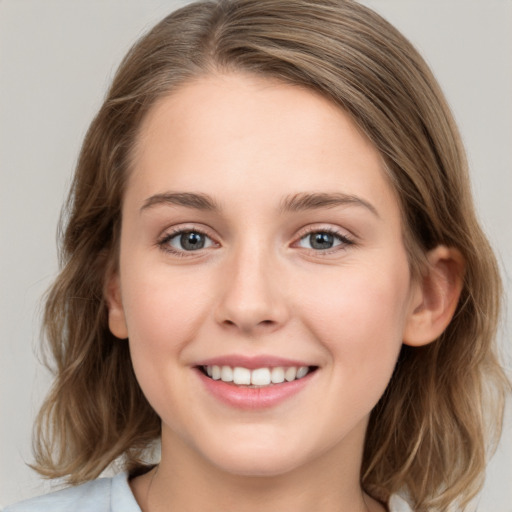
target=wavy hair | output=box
[33,1,510,510]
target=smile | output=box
[195,357,318,409]
[202,365,313,387]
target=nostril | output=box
[222,319,274,327]
[219,317,279,335]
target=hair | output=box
[33,1,510,510]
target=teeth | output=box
[285,367,297,381]
[233,367,251,385]
[296,366,309,379]
[220,366,233,382]
[271,367,285,383]
[204,365,311,386]
[212,365,221,380]
[251,368,271,386]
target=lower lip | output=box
[196,369,315,410]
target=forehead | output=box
[128,72,399,221]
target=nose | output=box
[214,244,289,335]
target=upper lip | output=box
[195,355,316,369]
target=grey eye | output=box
[298,232,343,250]
[168,231,213,251]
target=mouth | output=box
[198,364,318,387]
[194,356,319,409]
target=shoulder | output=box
[3,478,111,512]
[3,472,141,512]
[389,494,412,512]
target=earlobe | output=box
[403,246,465,347]
[105,272,129,340]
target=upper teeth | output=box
[205,365,310,386]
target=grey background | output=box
[1,0,511,509]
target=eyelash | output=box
[156,227,216,257]
[156,226,355,257]
[294,227,355,255]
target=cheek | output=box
[121,267,213,368]
[120,268,215,426]
[298,263,411,373]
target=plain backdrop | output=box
[1,0,511,509]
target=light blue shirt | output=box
[4,472,411,511]
[4,472,140,512]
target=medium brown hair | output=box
[33,1,510,509]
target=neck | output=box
[132,425,385,512]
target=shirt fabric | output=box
[4,472,412,511]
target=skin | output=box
[107,73,463,512]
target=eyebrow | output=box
[280,192,379,217]
[140,191,379,217]
[140,192,221,213]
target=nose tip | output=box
[214,256,288,335]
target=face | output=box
[109,73,421,478]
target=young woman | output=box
[5,1,509,511]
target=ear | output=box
[105,271,129,340]
[403,246,465,347]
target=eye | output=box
[160,229,216,253]
[297,230,353,251]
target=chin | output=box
[211,452,305,478]
[202,434,318,478]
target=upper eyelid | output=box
[159,224,216,239]
[294,224,355,241]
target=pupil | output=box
[181,232,205,250]
[310,232,334,250]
